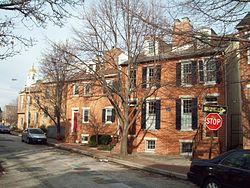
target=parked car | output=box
[187,149,250,188]
[21,128,47,144]
[0,125,11,133]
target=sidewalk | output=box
[47,138,191,180]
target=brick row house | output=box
[17,13,250,158]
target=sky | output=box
[0,16,79,109]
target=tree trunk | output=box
[120,129,128,156]
[56,115,61,140]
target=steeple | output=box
[26,64,37,87]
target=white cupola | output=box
[25,65,37,87]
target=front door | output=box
[72,110,78,132]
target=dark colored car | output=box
[21,128,47,144]
[0,125,11,133]
[187,149,250,188]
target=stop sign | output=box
[205,113,222,130]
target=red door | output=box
[73,111,78,132]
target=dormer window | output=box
[145,40,159,56]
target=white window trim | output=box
[179,139,193,156]
[71,108,79,132]
[81,134,89,144]
[181,98,193,131]
[144,137,157,152]
[248,46,250,64]
[83,82,91,96]
[145,100,157,130]
[199,58,217,85]
[104,106,114,124]
[181,61,193,87]
[82,107,90,123]
[73,83,79,96]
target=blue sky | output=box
[0,18,78,109]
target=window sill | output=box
[82,121,89,124]
[204,82,216,86]
[180,129,194,132]
[145,150,155,153]
[181,84,192,87]
[73,95,79,97]
[105,121,113,124]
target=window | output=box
[181,99,192,130]
[146,101,156,130]
[148,41,155,54]
[221,151,250,170]
[82,108,90,123]
[180,140,193,155]
[130,68,136,89]
[145,139,156,152]
[102,107,115,124]
[198,59,217,84]
[248,46,250,64]
[181,62,192,85]
[34,112,38,125]
[44,107,48,118]
[84,83,90,96]
[142,65,161,88]
[81,134,89,144]
[28,96,32,105]
[73,83,79,96]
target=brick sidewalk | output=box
[47,138,190,180]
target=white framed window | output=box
[146,100,156,130]
[83,82,90,96]
[145,138,157,152]
[198,59,217,84]
[181,98,192,130]
[248,46,250,64]
[106,108,113,123]
[148,41,155,54]
[179,140,193,155]
[81,134,89,144]
[82,107,90,123]
[73,83,79,96]
[181,62,192,85]
[103,107,115,124]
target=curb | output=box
[47,142,187,180]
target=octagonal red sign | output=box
[205,113,222,130]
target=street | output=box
[0,134,197,188]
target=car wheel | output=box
[21,137,24,142]
[27,138,31,144]
[203,178,221,188]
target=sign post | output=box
[205,113,223,159]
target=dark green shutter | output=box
[192,61,197,85]
[156,65,161,88]
[102,109,106,123]
[111,108,115,122]
[176,63,181,86]
[176,99,181,130]
[192,98,198,130]
[141,102,146,129]
[142,67,147,88]
[155,100,161,129]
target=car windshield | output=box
[29,129,44,134]
[0,125,7,128]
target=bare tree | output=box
[0,0,84,60]
[34,42,77,140]
[58,0,172,156]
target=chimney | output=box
[172,17,193,48]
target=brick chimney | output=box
[172,17,193,48]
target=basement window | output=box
[145,138,157,152]
[81,134,89,144]
[180,140,192,155]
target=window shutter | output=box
[176,63,181,86]
[102,109,106,123]
[111,108,115,122]
[156,65,161,88]
[141,102,146,129]
[176,99,181,130]
[192,98,198,130]
[155,100,161,129]
[192,61,197,85]
[142,67,147,88]
[216,60,221,84]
